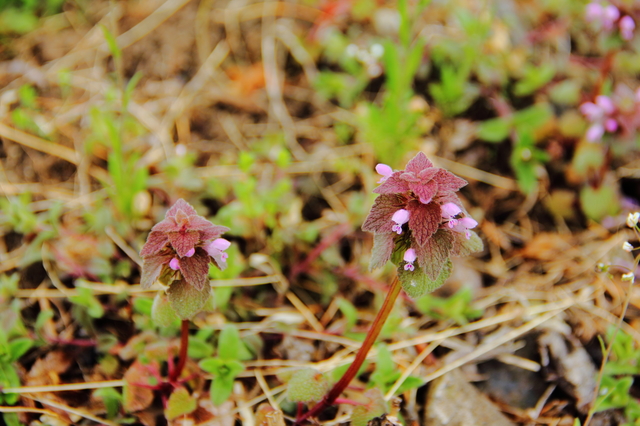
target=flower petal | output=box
[179,249,211,291]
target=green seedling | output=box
[199,324,252,406]
[415,287,483,325]
[369,344,422,395]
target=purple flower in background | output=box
[585,2,620,30]
[140,199,230,290]
[619,15,635,40]
[580,95,618,142]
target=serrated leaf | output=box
[397,258,453,298]
[369,233,396,270]
[451,231,483,257]
[167,279,211,320]
[166,387,197,420]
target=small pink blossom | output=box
[375,164,393,183]
[585,2,603,23]
[185,248,195,257]
[391,209,410,234]
[596,95,615,115]
[403,248,417,271]
[620,16,635,40]
[603,5,620,30]
[604,118,618,132]
[205,238,231,267]
[586,123,605,142]
[449,217,478,239]
[169,258,180,270]
[441,203,461,219]
[580,102,602,122]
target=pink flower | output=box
[204,238,231,270]
[580,95,618,142]
[441,203,461,219]
[169,258,180,270]
[403,248,417,271]
[139,199,230,290]
[586,123,605,142]
[585,2,603,23]
[391,209,410,234]
[620,16,635,40]
[375,164,393,183]
[603,5,620,30]
[449,217,478,239]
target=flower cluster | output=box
[580,85,640,143]
[345,43,384,78]
[140,199,230,291]
[585,2,635,40]
[580,95,618,142]
[362,153,480,282]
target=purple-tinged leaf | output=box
[370,233,396,270]
[199,224,231,242]
[362,194,406,234]
[167,279,212,320]
[150,219,178,233]
[168,230,200,258]
[433,169,467,192]
[179,249,211,290]
[140,231,169,257]
[373,173,410,194]
[407,201,441,246]
[405,152,434,174]
[166,198,198,218]
[409,181,438,204]
[399,171,420,183]
[414,230,453,280]
[417,168,439,182]
[140,254,172,288]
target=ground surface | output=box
[0,0,639,425]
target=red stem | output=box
[169,320,190,383]
[294,277,402,425]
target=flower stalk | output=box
[169,319,190,383]
[294,277,401,425]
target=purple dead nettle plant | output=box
[363,152,483,297]
[293,153,483,425]
[140,199,230,320]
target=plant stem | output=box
[294,277,402,425]
[170,320,190,383]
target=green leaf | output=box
[3,413,20,426]
[397,258,453,299]
[202,358,244,406]
[286,368,330,403]
[0,362,21,405]
[167,279,212,320]
[337,298,358,331]
[100,25,122,61]
[477,117,511,142]
[151,292,180,328]
[187,337,214,359]
[8,338,32,362]
[166,387,197,420]
[512,104,553,134]
[513,63,555,96]
[218,325,252,361]
[580,185,620,222]
[93,387,122,419]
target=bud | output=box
[627,212,640,228]
[623,242,634,252]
